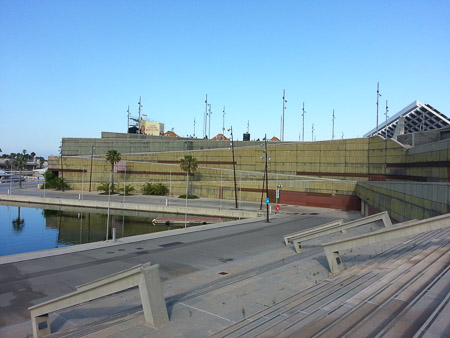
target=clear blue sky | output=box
[1,0,449,158]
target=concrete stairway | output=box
[210,227,450,338]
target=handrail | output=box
[29,263,168,337]
[283,219,344,245]
[322,213,450,274]
[292,211,391,253]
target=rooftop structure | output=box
[364,100,450,138]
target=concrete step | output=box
[332,243,450,337]
[247,232,450,338]
[418,292,450,338]
[210,229,450,338]
[373,256,450,337]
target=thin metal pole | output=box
[385,100,389,138]
[184,171,188,229]
[376,82,381,135]
[89,146,95,192]
[260,169,265,210]
[302,102,306,142]
[106,178,111,241]
[282,90,287,141]
[230,127,238,208]
[81,164,84,200]
[208,104,212,139]
[60,143,64,192]
[332,109,335,140]
[138,96,142,133]
[204,94,208,138]
[265,135,269,223]
[222,106,225,134]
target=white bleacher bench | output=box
[292,211,392,253]
[322,213,450,274]
[29,262,168,338]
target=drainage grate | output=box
[159,241,184,248]
[218,272,228,275]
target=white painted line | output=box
[178,302,235,323]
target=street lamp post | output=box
[264,135,270,223]
[89,146,95,192]
[228,127,238,208]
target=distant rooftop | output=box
[364,100,450,138]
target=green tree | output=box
[13,151,27,189]
[105,149,121,193]
[180,155,198,196]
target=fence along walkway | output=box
[322,213,450,274]
[291,211,392,253]
[28,262,168,338]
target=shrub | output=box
[119,184,135,196]
[142,182,168,196]
[54,177,70,191]
[40,171,70,190]
[178,194,199,199]
[97,183,116,194]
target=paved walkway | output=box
[0,185,360,336]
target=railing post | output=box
[139,264,169,328]
[31,313,50,337]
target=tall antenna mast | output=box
[208,104,212,139]
[204,94,208,138]
[385,100,389,138]
[376,82,381,135]
[312,123,314,141]
[138,96,143,133]
[193,118,196,138]
[302,102,306,142]
[247,120,250,133]
[222,106,226,134]
[280,116,282,140]
[282,89,287,141]
[332,109,335,140]
[127,105,130,133]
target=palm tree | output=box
[180,155,198,196]
[105,149,121,193]
[13,151,26,189]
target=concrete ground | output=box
[0,183,363,337]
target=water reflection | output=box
[43,210,177,245]
[12,206,25,232]
[0,203,232,257]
